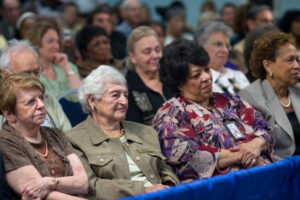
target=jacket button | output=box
[136,156,140,161]
[99,159,104,163]
[150,174,155,179]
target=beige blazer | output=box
[239,79,300,160]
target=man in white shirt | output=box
[0,39,72,132]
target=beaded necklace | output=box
[109,124,125,139]
[35,140,48,157]
[34,139,56,176]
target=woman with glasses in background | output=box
[0,40,72,132]
[194,21,249,94]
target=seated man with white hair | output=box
[0,39,72,132]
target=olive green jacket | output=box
[67,115,179,200]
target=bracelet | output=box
[215,164,230,174]
[67,70,75,76]
[54,178,59,189]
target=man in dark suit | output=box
[0,0,21,40]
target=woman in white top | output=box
[194,20,249,94]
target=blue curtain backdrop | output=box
[121,156,300,200]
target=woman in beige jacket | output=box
[67,65,179,200]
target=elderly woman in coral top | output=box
[0,74,88,199]
[152,39,274,183]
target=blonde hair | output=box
[0,74,45,114]
[126,26,158,69]
[25,21,63,51]
[127,26,158,53]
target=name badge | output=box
[224,120,246,141]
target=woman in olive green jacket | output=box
[67,65,179,200]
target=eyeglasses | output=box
[207,41,232,51]
[19,65,43,77]
[17,95,45,107]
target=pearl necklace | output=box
[279,96,291,108]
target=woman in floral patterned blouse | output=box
[152,39,275,183]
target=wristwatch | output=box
[67,70,75,76]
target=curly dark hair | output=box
[159,39,210,93]
[278,9,300,33]
[75,25,108,59]
[250,32,295,79]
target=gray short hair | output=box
[0,39,38,73]
[121,0,140,11]
[78,65,127,114]
[194,20,233,46]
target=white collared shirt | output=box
[211,67,250,94]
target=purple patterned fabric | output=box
[152,93,274,181]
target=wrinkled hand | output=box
[54,53,69,71]
[255,156,270,166]
[145,184,169,193]
[231,150,244,165]
[22,177,54,200]
[230,139,264,168]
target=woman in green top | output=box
[26,21,81,101]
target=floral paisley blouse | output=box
[152,93,274,181]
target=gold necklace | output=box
[109,125,124,139]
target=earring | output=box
[268,71,274,78]
[93,104,97,112]
[10,119,16,124]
